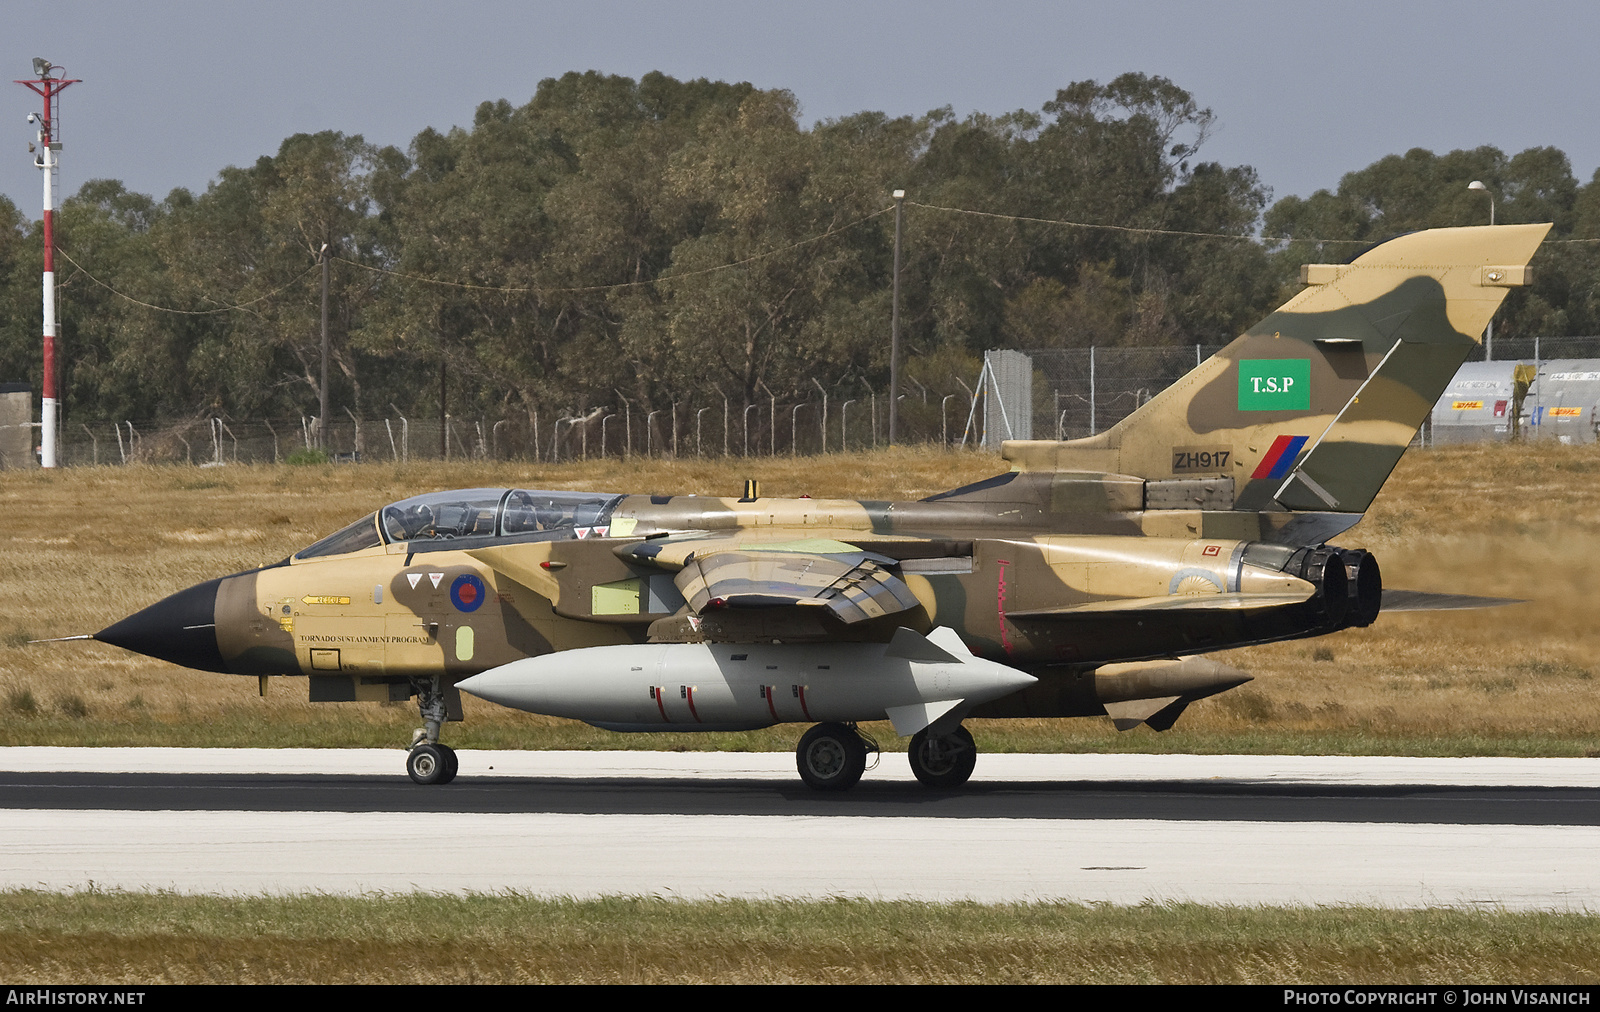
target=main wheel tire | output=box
[407,743,449,785]
[796,722,867,791]
[909,726,977,788]
[438,744,459,785]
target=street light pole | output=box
[888,188,905,444]
[319,242,330,449]
[1468,180,1497,360]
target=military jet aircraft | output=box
[92,223,1547,790]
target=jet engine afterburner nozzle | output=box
[1339,548,1383,628]
[1295,547,1349,629]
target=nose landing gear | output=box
[406,676,459,785]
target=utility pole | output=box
[888,189,905,444]
[16,59,79,468]
[319,243,330,449]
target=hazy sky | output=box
[4,1,1597,218]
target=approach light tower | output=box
[15,58,79,468]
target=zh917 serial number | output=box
[1172,448,1231,473]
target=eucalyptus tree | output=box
[151,131,400,421]
[51,179,184,420]
[651,88,902,420]
[1264,145,1588,340]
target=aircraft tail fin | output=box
[1002,223,1550,513]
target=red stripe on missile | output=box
[685,686,700,722]
[655,687,669,722]
[766,686,779,722]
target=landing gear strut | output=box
[908,725,977,788]
[406,676,458,785]
[796,722,876,791]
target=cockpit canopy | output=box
[294,488,624,560]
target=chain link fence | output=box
[37,337,1600,466]
[58,416,517,467]
[1024,345,1226,442]
[1470,335,1600,362]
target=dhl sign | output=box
[1451,400,1484,410]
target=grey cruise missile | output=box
[456,625,1037,735]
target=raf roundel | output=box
[450,574,486,613]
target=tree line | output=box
[0,70,1594,439]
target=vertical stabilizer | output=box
[1002,223,1550,512]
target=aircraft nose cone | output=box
[95,577,229,672]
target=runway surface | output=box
[3,748,1598,906]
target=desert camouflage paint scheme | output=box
[95,224,1549,788]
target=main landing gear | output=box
[796,722,876,791]
[908,726,977,788]
[794,722,979,791]
[406,676,458,785]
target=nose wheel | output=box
[406,742,459,785]
[405,676,459,784]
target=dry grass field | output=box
[4,891,1600,984]
[0,440,1595,755]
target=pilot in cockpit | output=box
[384,504,435,541]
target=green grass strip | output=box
[2,891,1599,983]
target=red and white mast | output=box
[15,58,78,468]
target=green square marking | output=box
[592,578,641,615]
[1238,359,1310,411]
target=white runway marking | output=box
[3,746,1599,786]
[2,749,1597,906]
[3,810,1597,907]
